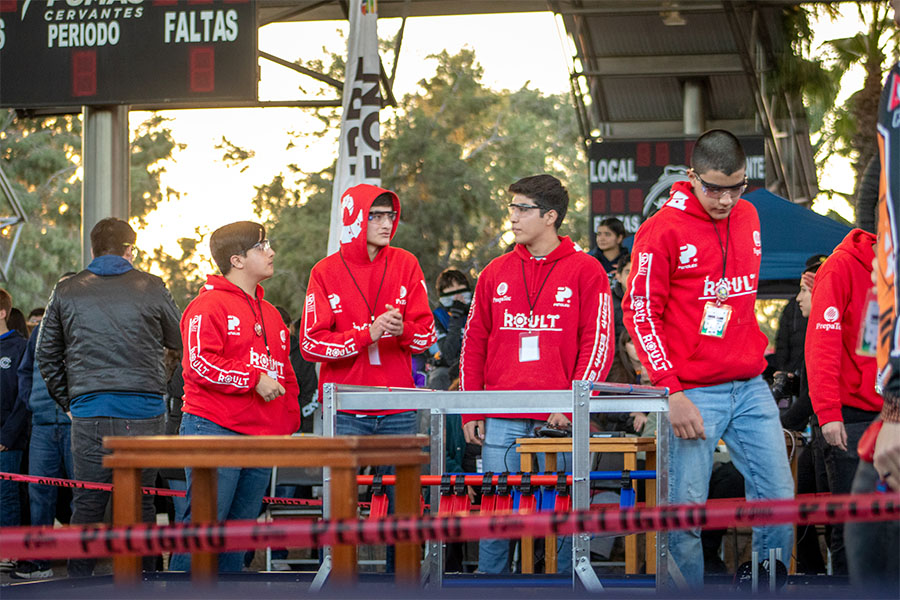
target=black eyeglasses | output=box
[508,202,546,216]
[694,173,748,200]
[368,211,398,223]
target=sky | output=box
[131,12,571,260]
[131,9,868,264]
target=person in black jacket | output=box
[36,218,182,577]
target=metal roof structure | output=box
[257,1,823,202]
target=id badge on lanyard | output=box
[368,342,382,365]
[519,331,540,362]
[700,302,732,338]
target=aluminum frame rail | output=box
[317,381,670,591]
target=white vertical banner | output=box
[327,0,382,255]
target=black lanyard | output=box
[520,257,559,318]
[710,215,731,282]
[339,250,388,322]
[241,291,270,358]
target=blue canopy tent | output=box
[623,188,852,298]
[745,188,851,297]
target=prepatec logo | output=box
[226,315,240,336]
[554,286,573,307]
[328,293,342,313]
[678,244,698,269]
[493,281,511,304]
[816,306,842,331]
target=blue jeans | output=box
[27,424,74,571]
[479,417,572,574]
[168,413,270,573]
[336,411,418,573]
[0,449,23,527]
[668,377,794,588]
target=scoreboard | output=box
[0,0,257,109]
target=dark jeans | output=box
[336,411,417,574]
[0,449,23,527]
[28,423,75,571]
[823,417,875,575]
[846,460,900,595]
[68,414,165,577]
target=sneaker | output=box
[11,566,54,580]
[0,559,16,571]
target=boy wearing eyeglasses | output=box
[460,174,613,574]
[623,129,794,589]
[169,220,300,573]
[301,183,436,431]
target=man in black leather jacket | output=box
[36,218,181,577]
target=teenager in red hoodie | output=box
[460,174,613,573]
[623,130,793,589]
[301,183,436,424]
[171,221,300,573]
[805,228,879,575]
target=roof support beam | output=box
[577,54,743,78]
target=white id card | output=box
[368,342,382,365]
[699,302,732,338]
[267,369,278,381]
[857,291,879,357]
[519,332,540,362]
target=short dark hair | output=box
[690,129,746,176]
[598,217,626,239]
[209,221,265,275]
[371,193,394,209]
[436,268,470,294]
[28,307,45,319]
[804,254,827,274]
[616,252,631,272]
[0,288,11,314]
[90,218,136,257]
[508,174,569,230]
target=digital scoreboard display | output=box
[0,0,257,109]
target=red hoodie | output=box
[300,184,436,414]
[806,229,881,425]
[181,275,300,435]
[623,181,769,393]
[460,237,613,424]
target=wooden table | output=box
[516,436,657,575]
[103,435,428,585]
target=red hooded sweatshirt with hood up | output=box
[806,228,881,425]
[622,180,769,393]
[300,184,436,414]
[181,275,301,435]
[460,236,614,424]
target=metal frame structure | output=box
[317,381,670,591]
[0,163,27,282]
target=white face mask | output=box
[439,291,472,307]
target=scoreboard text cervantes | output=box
[0,0,257,109]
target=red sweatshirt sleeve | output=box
[184,311,261,394]
[459,271,491,424]
[397,271,437,354]
[300,268,373,362]
[806,266,849,425]
[574,267,614,383]
[622,230,681,393]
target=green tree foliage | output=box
[0,109,188,311]
[251,49,587,314]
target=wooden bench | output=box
[103,435,428,585]
[516,436,657,575]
